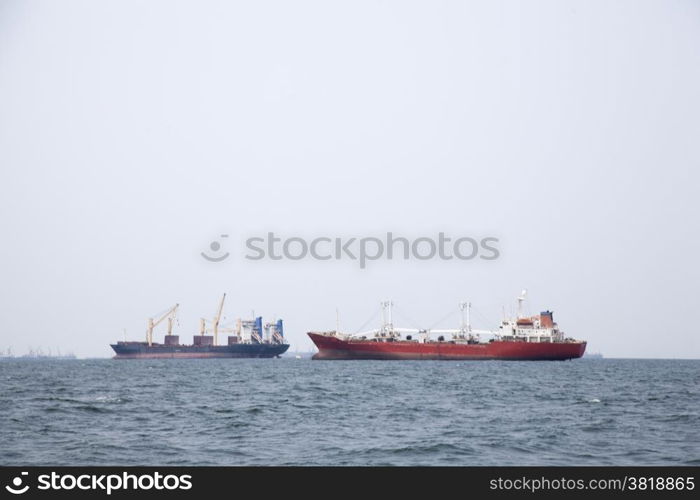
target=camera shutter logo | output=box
[201,234,230,262]
[5,472,29,495]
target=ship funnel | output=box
[540,310,554,328]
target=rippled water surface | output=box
[1,358,698,465]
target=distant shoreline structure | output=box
[0,347,76,360]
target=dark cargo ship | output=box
[111,294,289,359]
[111,340,289,359]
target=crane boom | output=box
[213,293,226,346]
[146,303,179,346]
[153,304,179,328]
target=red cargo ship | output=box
[309,292,586,361]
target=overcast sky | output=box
[0,0,698,358]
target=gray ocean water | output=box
[0,358,698,466]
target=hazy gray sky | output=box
[1,0,698,358]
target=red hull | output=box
[308,333,586,361]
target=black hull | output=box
[110,342,289,359]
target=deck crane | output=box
[198,294,227,345]
[212,293,226,346]
[146,304,179,346]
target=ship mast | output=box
[459,301,471,335]
[380,300,394,337]
[517,289,527,318]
